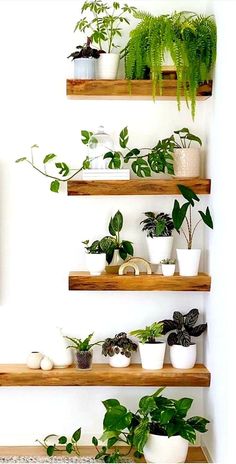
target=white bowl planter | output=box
[86,253,106,276]
[109,353,131,368]
[139,342,166,370]
[170,344,197,369]
[96,53,120,79]
[177,249,201,276]
[161,264,176,276]
[173,148,200,178]
[74,58,96,79]
[146,237,173,270]
[143,433,189,463]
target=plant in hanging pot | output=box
[102,332,137,367]
[171,128,202,178]
[141,212,174,274]
[82,239,106,276]
[74,0,137,79]
[67,37,100,79]
[160,258,176,276]
[130,322,165,370]
[172,184,213,276]
[65,333,103,370]
[160,309,207,369]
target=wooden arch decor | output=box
[118,257,152,276]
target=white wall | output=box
[0,0,214,451]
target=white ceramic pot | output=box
[26,352,44,369]
[173,148,200,178]
[40,356,54,371]
[74,58,96,79]
[47,328,73,368]
[177,249,201,276]
[161,264,176,276]
[146,237,173,272]
[86,253,106,276]
[170,344,197,369]
[143,433,189,463]
[96,53,119,79]
[139,342,166,370]
[109,353,131,368]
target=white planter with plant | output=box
[102,332,137,368]
[74,1,137,79]
[172,128,202,178]
[160,259,176,276]
[141,212,174,273]
[172,184,213,276]
[83,240,106,276]
[161,308,207,369]
[130,322,166,370]
[144,433,188,463]
[67,38,100,79]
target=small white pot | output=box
[40,356,54,371]
[177,249,201,276]
[96,53,119,79]
[173,148,201,178]
[74,58,96,79]
[146,237,173,272]
[109,353,131,368]
[139,342,166,370]
[170,344,197,369]
[144,433,189,463]
[86,253,106,276]
[26,352,43,369]
[161,264,176,276]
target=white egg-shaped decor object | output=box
[26,352,44,369]
[40,356,54,371]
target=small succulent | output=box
[102,332,137,358]
[67,37,100,60]
[160,258,176,264]
[141,212,174,238]
[160,308,207,347]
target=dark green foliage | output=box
[160,308,207,347]
[140,212,174,238]
[101,210,133,264]
[102,332,137,358]
[37,428,82,458]
[173,128,202,148]
[82,239,105,254]
[67,37,100,60]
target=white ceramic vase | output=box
[139,342,166,370]
[170,344,197,369]
[40,356,54,371]
[47,328,73,368]
[26,352,44,369]
[143,433,189,463]
[86,253,106,276]
[96,53,119,79]
[173,148,201,178]
[177,249,201,276]
[161,264,176,276]
[74,58,96,79]
[146,237,173,273]
[109,353,131,368]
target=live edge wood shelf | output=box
[66,79,212,100]
[69,272,211,292]
[67,178,211,196]
[0,364,210,387]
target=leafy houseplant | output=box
[124,11,216,118]
[102,332,137,367]
[67,37,100,60]
[160,258,176,276]
[130,322,166,370]
[141,212,174,271]
[82,240,107,276]
[100,210,134,266]
[160,309,207,369]
[171,128,203,178]
[65,333,103,370]
[67,37,100,79]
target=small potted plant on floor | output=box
[130,322,165,370]
[172,185,213,276]
[141,212,174,273]
[67,37,100,79]
[102,332,137,367]
[82,239,106,276]
[171,128,202,178]
[160,258,176,276]
[160,308,207,369]
[65,333,103,370]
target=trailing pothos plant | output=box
[160,308,207,347]
[37,427,82,457]
[172,184,213,249]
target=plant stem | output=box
[26,160,83,182]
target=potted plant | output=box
[171,128,202,178]
[102,332,137,367]
[172,184,213,276]
[67,37,100,79]
[141,212,174,273]
[160,258,176,276]
[74,0,137,79]
[160,308,207,369]
[82,239,106,276]
[65,333,102,370]
[130,322,165,370]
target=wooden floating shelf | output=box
[67,178,211,196]
[69,272,211,292]
[0,446,208,462]
[0,363,210,387]
[66,79,212,100]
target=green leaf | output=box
[139,396,156,413]
[103,405,132,431]
[166,422,181,437]
[198,207,213,229]
[31,144,39,149]
[159,408,176,425]
[103,151,121,169]
[92,436,98,446]
[50,180,60,193]
[119,126,129,148]
[66,443,73,454]
[133,417,149,453]
[107,437,118,448]
[172,200,189,231]
[81,130,93,145]
[112,210,123,232]
[121,241,133,256]
[131,159,151,177]
[186,133,202,146]
[100,236,116,254]
[108,217,116,236]
[58,436,67,444]
[15,157,27,163]
[46,446,55,457]
[82,157,91,169]
[43,153,56,164]
[187,416,210,433]
[179,423,196,444]
[103,399,121,410]
[55,162,70,177]
[177,185,200,206]
[119,247,127,261]
[72,428,81,442]
[100,430,119,442]
[155,219,165,237]
[124,148,140,162]
[176,398,193,418]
